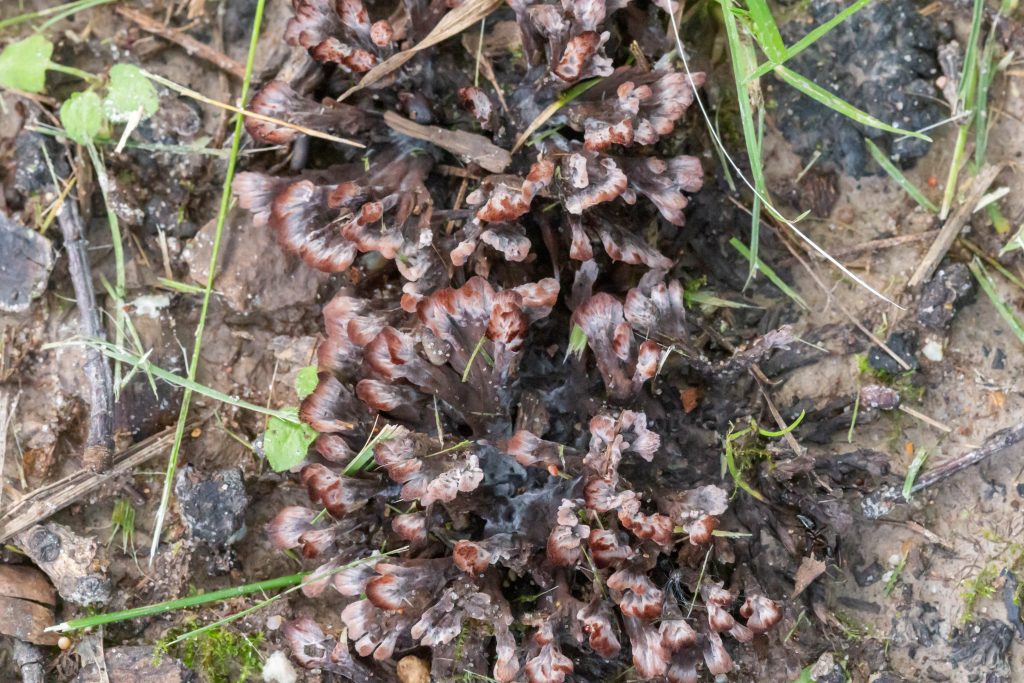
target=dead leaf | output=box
[340,0,504,101]
[384,111,511,174]
[792,555,827,598]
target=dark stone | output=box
[868,332,919,374]
[0,214,53,314]
[918,262,976,331]
[992,348,1006,370]
[174,467,248,546]
[949,620,1013,669]
[853,559,884,587]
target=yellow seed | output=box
[57,636,71,650]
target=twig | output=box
[0,390,18,514]
[907,164,1004,288]
[910,422,1024,495]
[0,425,185,543]
[56,197,114,471]
[12,639,44,683]
[823,229,941,261]
[116,7,247,79]
[384,111,510,173]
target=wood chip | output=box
[792,555,827,598]
[907,164,1004,288]
[384,111,511,173]
[0,566,56,606]
[0,596,58,646]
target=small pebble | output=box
[397,655,430,683]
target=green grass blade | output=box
[902,448,929,501]
[968,257,1024,347]
[48,572,309,632]
[0,0,116,31]
[775,65,930,141]
[743,0,786,62]
[747,0,875,81]
[48,339,307,424]
[720,0,768,287]
[729,237,809,310]
[864,138,938,212]
[146,0,267,567]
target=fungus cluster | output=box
[238,0,783,680]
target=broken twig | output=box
[116,7,246,79]
[57,197,113,471]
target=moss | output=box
[156,625,264,683]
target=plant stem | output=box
[50,339,311,424]
[48,572,309,633]
[46,61,97,83]
[86,141,128,395]
[148,0,267,567]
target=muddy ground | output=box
[1,0,1024,682]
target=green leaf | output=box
[104,64,159,122]
[864,138,938,213]
[295,365,319,400]
[60,91,105,145]
[774,65,930,141]
[263,408,317,472]
[0,34,54,93]
[902,448,930,501]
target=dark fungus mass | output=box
[772,0,945,177]
[236,1,793,681]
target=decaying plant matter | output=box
[239,0,790,680]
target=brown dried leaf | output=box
[792,555,827,598]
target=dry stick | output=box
[115,7,246,79]
[383,111,511,173]
[0,390,17,513]
[0,425,184,543]
[911,421,1024,494]
[906,163,1004,288]
[57,197,114,471]
[339,0,504,100]
[142,71,365,149]
[12,639,44,683]
[823,229,941,261]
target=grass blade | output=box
[744,0,786,62]
[48,572,307,632]
[968,257,1024,346]
[775,65,930,141]
[902,448,930,501]
[719,0,767,286]
[148,0,267,567]
[47,339,318,425]
[864,138,938,212]
[747,0,875,81]
[0,0,117,30]
[667,0,903,308]
[729,237,809,310]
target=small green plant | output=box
[108,498,136,554]
[157,624,263,683]
[961,564,1000,622]
[722,411,805,501]
[883,550,908,596]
